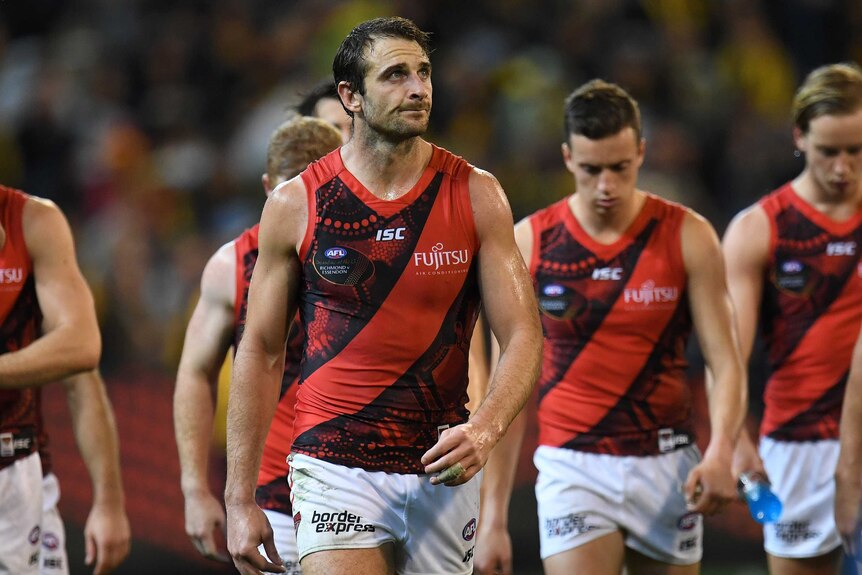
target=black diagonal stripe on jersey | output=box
[767,372,846,441]
[299,173,444,381]
[561,293,692,452]
[537,218,659,405]
[291,262,480,473]
[764,208,862,367]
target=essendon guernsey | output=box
[758,183,862,440]
[529,193,693,456]
[0,186,42,470]
[291,146,480,473]
[233,224,301,513]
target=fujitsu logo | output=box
[623,280,679,306]
[0,268,24,284]
[413,243,470,271]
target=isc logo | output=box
[592,267,623,280]
[376,227,406,241]
[827,241,856,256]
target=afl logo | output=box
[325,247,347,259]
[462,518,477,541]
[773,258,811,296]
[537,281,582,320]
[781,260,803,273]
[677,512,700,531]
[42,532,60,550]
[313,245,375,286]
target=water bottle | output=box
[738,471,783,524]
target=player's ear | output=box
[338,81,362,115]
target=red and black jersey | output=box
[758,183,862,440]
[529,194,693,456]
[291,145,481,474]
[233,224,301,513]
[0,186,42,470]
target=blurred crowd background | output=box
[1,0,860,573]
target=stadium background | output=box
[1,0,860,573]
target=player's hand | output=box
[474,521,513,575]
[421,423,489,486]
[684,455,737,516]
[226,501,285,575]
[84,501,131,575]
[835,472,862,559]
[731,436,767,481]
[183,489,230,562]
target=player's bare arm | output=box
[173,242,237,561]
[474,217,534,575]
[681,210,748,515]
[225,178,307,575]
[835,326,862,557]
[64,369,131,574]
[422,169,542,486]
[722,205,771,477]
[465,313,490,416]
[0,197,100,388]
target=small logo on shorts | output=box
[677,512,700,531]
[544,513,598,538]
[462,546,474,563]
[774,520,819,544]
[293,511,301,532]
[311,510,375,534]
[42,532,60,550]
[679,536,698,552]
[28,526,40,545]
[462,518,477,541]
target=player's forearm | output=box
[837,378,862,484]
[704,363,747,463]
[224,346,282,505]
[174,369,219,495]
[479,409,527,528]
[66,376,126,507]
[472,326,541,444]
[0,328,100,388]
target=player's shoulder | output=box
[725,202,769,239]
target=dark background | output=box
[6,0,861,573]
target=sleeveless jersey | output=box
[292,145,481,474]
[758,183,862,440]
[233,224,301,513]
[529,194,693,456]
[0,186,42,470]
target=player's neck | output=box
[569,190,646,244]
[341,133,432,201]
[792,172,862,221]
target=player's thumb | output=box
[84,532,96,565]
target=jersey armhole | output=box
[529,216,541,276]
[298,174,316,262]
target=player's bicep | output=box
[179,246,237,377]
[682,214,739,366]
[242,188,304,355]
[721,207,769,356]
[471,173,538,348]
[24,199,98,337]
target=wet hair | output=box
[792,62,862,133]
[266,116,342,183]
[332,16,432,109]
[296,80,339,117]
[563,79,642,142]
